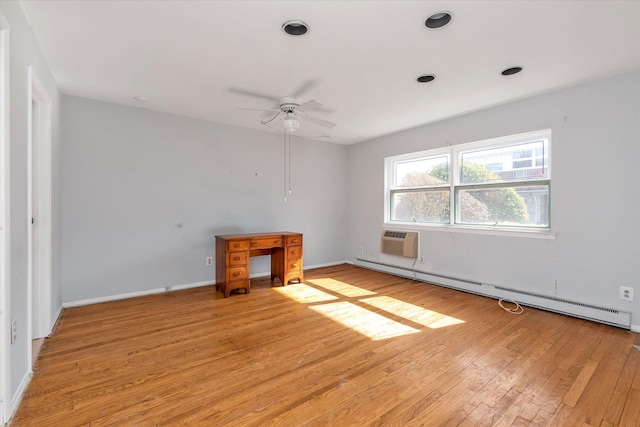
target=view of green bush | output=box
[394,162,529,225]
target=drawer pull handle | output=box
[291,239,298,243]
[291,263,297,268]
[233,272,241,277]
[233,243,241,248]
[274,240,280,244]
[251,242,258,247]
[291,250,298,255]
[233,256,241,261]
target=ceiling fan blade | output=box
[302,134,331,140]
[291,80,318,98]
[237,107,281,113]
[299,115,337,129]
[261,111,282,126]
[229,87,281,102]
[297,99,323,113]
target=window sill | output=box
[384,221,557,239]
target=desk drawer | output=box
[287,245,302,258]
[228,252,247,266]
[227,240,249,252]
[250,238,283,249]
[287,258,302,272]
[286,235,302,246]
[228,266,247,282]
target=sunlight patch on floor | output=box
[307,278,377,297]
[274,283,339,303]
[309,301,420,340]
[360,296,465,329]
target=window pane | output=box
[460,139,548,184]
[513,160,532,169]
[391,190,450,223]
[395,156,449,188]
[513,149,532,159]
[456,185,549,227]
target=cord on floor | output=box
[498,298,524,314]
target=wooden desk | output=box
[215,232,303,298]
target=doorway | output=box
[27,67,52,366]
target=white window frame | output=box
[384,129,555,239]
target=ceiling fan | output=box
[231,82,337,133]
[231,81,336,202]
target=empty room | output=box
[1,1,639,425]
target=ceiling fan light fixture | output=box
[425,11,453,29]
[501,66,523,76]
[417,74,436,83]
[283,117,300,132]
[282,20,309,36]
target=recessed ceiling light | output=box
[425,11,453,29]
[417,74,436,83]
[133,96,148,103]
[282,20,309,36]
[501,67,523,76]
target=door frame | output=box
[0,12,10,425]
[27,66,52,353]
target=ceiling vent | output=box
[282,20,309,36]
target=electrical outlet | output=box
[419,256,425,264]
[206,256,213,266]
[359,245,364,253]
[11,319,17,344]
[619,286,634,301]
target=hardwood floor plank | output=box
[545,330,634,427]
[631,336,640,392]
[600,345,640,425]
[510,416,531,427]
[9,264,638,426]
[562,358,599,407]
[618,388,640,427]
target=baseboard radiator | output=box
[355,258,632,330]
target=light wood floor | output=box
[11,264,640,426]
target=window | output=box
[385,130,551,231]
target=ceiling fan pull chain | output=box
[288,131,292,195]
[283,131,288,202]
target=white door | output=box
[28,67,52,349]
[31,98,40,340]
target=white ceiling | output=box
[18,0,640,145]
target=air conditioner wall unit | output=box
[381,230,419,258]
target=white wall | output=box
[347,71,640,329]
[61,96,349,303]
[1,0,62,415]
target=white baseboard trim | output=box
[62,280,215,309]
[50,304,63,336]
[62,288,165,309]
[632,324,640,334]
[9,371,31,422]
[167,280,212,292]
[306,260,351,269]
[61,261,351,310]
[247,261,349,279]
